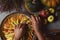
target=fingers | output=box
[15,15,41,29]
[15,24,18,28]
[19,23,26,29]
[38,17,41,23]
[15,23,26,29]
[36,16,39,23]
[31,15,41,23]
[31,15,36,22]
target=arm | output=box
[31,15,44,40]
[13,37,19,40]
[35,29,44,40]
[13,23,26,40]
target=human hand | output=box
[31,15,44,40]
[31,15,41,32]
[14,23,26,40]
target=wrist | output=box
[34,30,44,40]
[13,37,20,40]
[35,30,42,34]
[34,28,41,33]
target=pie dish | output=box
[0,12,33,40]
